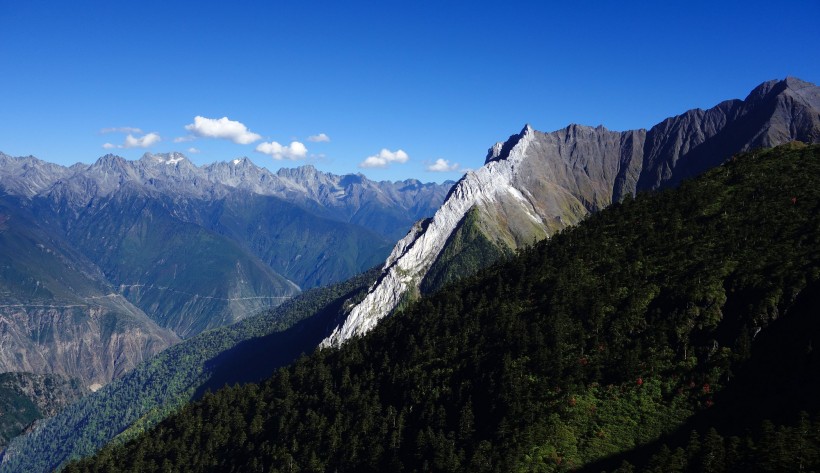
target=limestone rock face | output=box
[322,77,820,348]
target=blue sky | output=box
[1,1,818,183]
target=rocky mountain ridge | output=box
[0,152,451,386]
[2,152,452,240]
[323,77,820,348]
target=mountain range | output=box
[60,141,820,472]
[1,76,818,471]
[323,77,820,347]
[0,153,451,387]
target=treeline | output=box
[65,144,820,472]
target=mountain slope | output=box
[324,77,820,347]
[0,151,447,386]
[0,373,87,448]
[0,152,447,340]
[199,191,392,289]
[63,143,820,472]
[0,193,179,387]
[0,270,377,472]
[54,188,301,337]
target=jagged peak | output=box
[202,156,253,170]
[276,164,320,178]
[485,124,534,164]
[92,153,128,167]
[783,76,815,89]
[564,123,601,136]
[745,77,817,103]
[0,152,45,164]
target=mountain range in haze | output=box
[0,153,452,387]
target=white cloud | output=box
[255,141,308,160]
[359,148,409,168]
[307,133,330,143]
[174,135,196,143]
[184,116,261,144]
[100,126,143,135]
[102,132,161,149]
[123,132,161,148]
[426,158,461,172]
[187,147,201,154]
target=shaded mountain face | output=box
[0,152,450,384]
[323,77,820,347]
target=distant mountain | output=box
[209,160,451,241]
[0,192,180,387]
[60,143,820,472]
[0,152,450,384]
[323,77,820,347]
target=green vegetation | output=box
[0,373,87,448]
[0,270,376,472]
[61,143,820,472]
[65,192,302,337]
[420,206,513,294]
[603,415,820,473]
[0,384,40,448]
[212,192,393,289]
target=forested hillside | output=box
[0,270,377,472]
[0,373,87,448]
[65,143,820,472]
